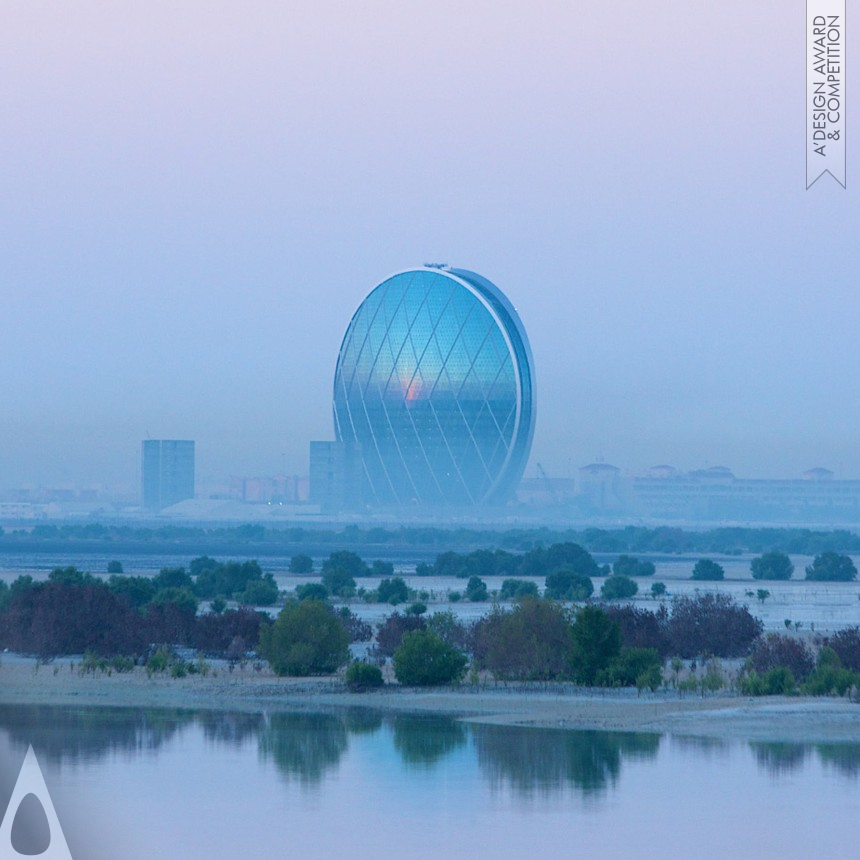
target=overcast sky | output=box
[1,0,856,492]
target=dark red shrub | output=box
[747,634,815,681]
[375,612,426,658]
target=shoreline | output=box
[1,661,859,742]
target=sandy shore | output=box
[1,659,859,742]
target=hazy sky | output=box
[1,0,857,491]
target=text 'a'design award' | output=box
[807,0,846,188]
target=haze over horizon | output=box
[1,1,857,493]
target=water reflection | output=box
[258,713,348,786]
[198,711,265,747]
[474,726,660,797]
[2,704,860,798]
[815,744,860,777]
[390,714,468,768]
[0,704,194,764]
[749,742,810,775]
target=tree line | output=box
[4,523,860,556]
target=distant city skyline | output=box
[1,2,857,492]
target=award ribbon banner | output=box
[807,0,847,188]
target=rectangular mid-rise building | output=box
[141,440,195,510]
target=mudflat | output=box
[1,659,858,742]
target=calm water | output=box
[1,705,859,859]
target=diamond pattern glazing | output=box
[333,268,535,506]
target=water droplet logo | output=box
[0,746,73,858]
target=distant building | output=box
[227,474,310,504]
[575,464,860,523]
[309,441,363,512]
[141,440,195,510]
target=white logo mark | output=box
[0,746,73,858]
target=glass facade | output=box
[333,267,535,506]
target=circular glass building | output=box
[333,266,535,506]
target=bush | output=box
[499,579,539,601]
[425,611,471,652]
[473,600,574,681]
[193,560,268,600]
[651,582,667,598]
[321,566,356,597]
[570,605,622,685]
[0,582,146,658]
[296,582,329,601]
[805,552,858,582]
[801,648,860,696]
[613,555,655,577]
[465,576,488,602]
[750,551,793,580]
[48,566,98,586]
[371,560,394,578]
[746,634,815,681]
[393,629,467,686]
[345,661,384,691]
[544,567,593,601]
[150,587,199,615]
[153,567,194,592]
[322,551,369,579]
[828,627,860,671]
[377,577,409,605]
[107,560,123,574]
[667,593,762,658]
[337,607,373,642]
[239,575,279,606]
[448,591,462,603]
[741,667,796,696]
[375,612,426,658]
[108,575,156,609]
[601,576,638,601]
[289,554,314,574]
[691,559,725,581]
[193,607,272,656]
[406,602,427,616]
[602,647,662,688]
[605,604,669,657]
[258,600,349,676]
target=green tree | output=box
[259,600,349,676]
[651,582,667,598]
[371,560,394,578]
[150,587,199,615]
[499,579,539,600]
[321,566,356,597]
[322,551,369,579]
[570,606,622,685]
[345,661,384,691]
[473,600,575,681]
[48,566,97,586]
[393,629,467,686]
[602,646,662,688]
[750,551,793,581]
[377,576,409,605]
[465,576,488,602]
[240,575,279,606]
[544,566,593,601]
[691,559,725,581]
[153,566,194,591]
[289,554,314,574]
[108,575,156,609]
[805,552,858,582]
[612,555,655,577]
[601,576,638,601]
[296,582,329,601]
[107,560,123,574]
